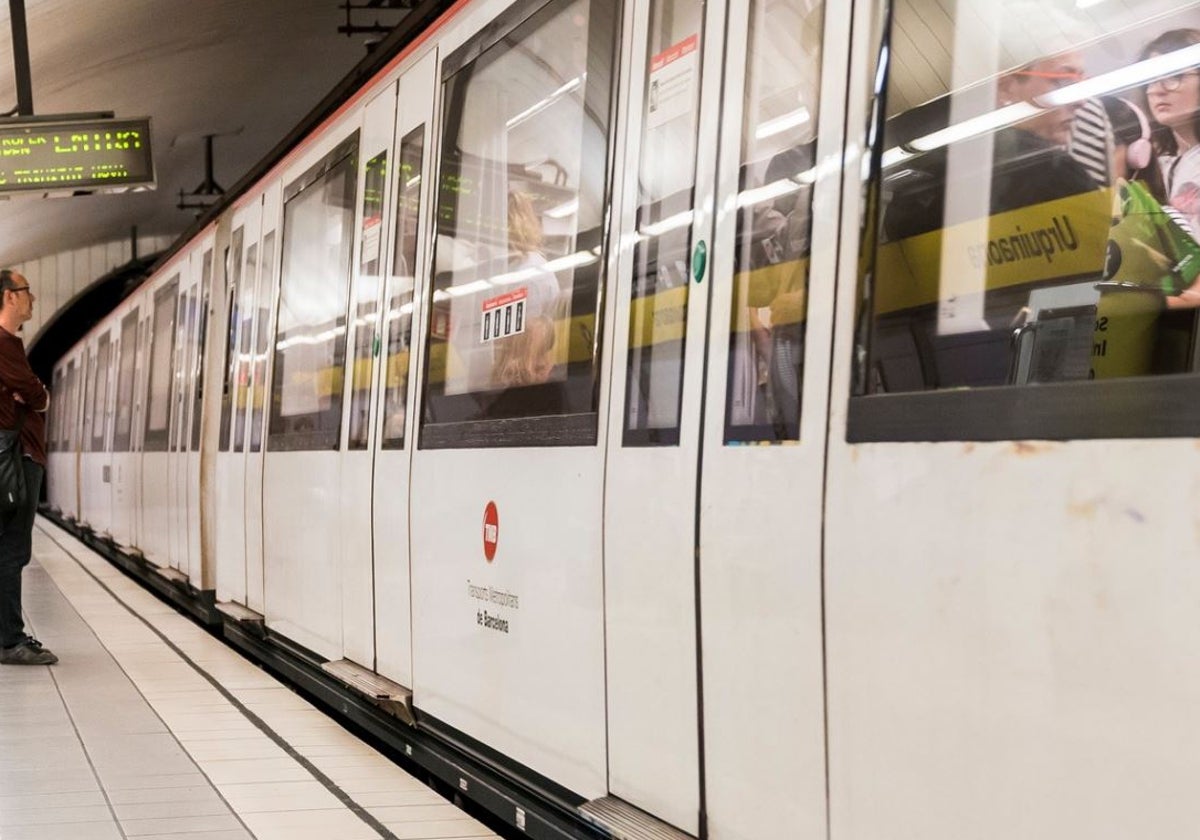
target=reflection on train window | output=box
[91,335,111,452]
[269,136,358,451]
[249,234,274,453]
[623,0,703,447]
[348,151,388,450]
[220,227,244,450]
[63,360,77,452]
[192,251,212,452]
[863,1,1200,397]
[233,243,259,451]
[49,368,62,452]
[381,127,424,449]
[175,291,194,453]
[80,348,95,452]
[422,0,616,435]
[113,309,138,453]
[725,0,824,444]
[145,280,179,452]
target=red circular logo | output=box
[482,501,499,562]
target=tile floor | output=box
[0,518,501,840]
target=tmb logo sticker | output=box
[482,501,499,562]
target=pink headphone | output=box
[1118,97,1153,171]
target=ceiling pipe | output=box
[9,0,33,115]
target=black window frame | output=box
[848,1,1200,443]
[420,0,622,450]
[143,278,180,452]
[267,132,360,453]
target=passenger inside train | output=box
[869,3,1200,392]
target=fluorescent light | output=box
[545,198,578,219]
[275,325,346,352]
[881,146,914,168]
[544,250,597,272]
[639,210,694,237]
[1076,0,1104,7]
[446,279,491,297]
[736,178,803,210]
[754,107,811,140]
[1039,44,1200,106]
[908,101,1039,152]
[506,75,585,129]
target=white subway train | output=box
[45,0,1200,837]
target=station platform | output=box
[0,517,501,840]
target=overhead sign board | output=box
[0,116,154,194]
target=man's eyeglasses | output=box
[5,286,30,295]
[1149,71,1200,92]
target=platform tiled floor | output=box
[0,518,500,840]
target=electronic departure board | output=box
[0,117,154,194]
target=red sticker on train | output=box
[483,501,499,562]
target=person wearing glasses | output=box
[884,48,1099,242]
[1141,29,1200,308]
[0,269,55,666]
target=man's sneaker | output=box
[0,637,58,665]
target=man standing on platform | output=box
[0,269,56,666]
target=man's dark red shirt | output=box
[0,326,48,466]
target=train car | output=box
[45,0,1200,838]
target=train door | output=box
[408,0,621,804]
[92,330,115,537]
[262,128,361,657]
[696,2,845,838]
[214,210,254,604]
[167,262,200,577]
[110,308,141,549]
[823,3,1200,838]
[59,355,80,522]
[371,51,435,687]
[598,0,731,831]
[336,86,399,669]
[165,288,187,572]
[244,195,278,614]
[77,342,96,528]
[140,276,180,567]
[188,245,215,584]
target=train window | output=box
[173,290,193,453]
[249,234,274,453]
[49,368,63,452]
[421,0,617,447]
[220,227,244,451]
[192,250,213,452]
[114,311,139,452]
[380,127,424,449]
[269,134,359,452]
[724,0,825,444]
[63,360,77,451]
[348,151,388,450]
[144,279,179,451]
[233,242,259,451]
[621,0,705,446]
[91,334,112,452]
[853,0,1200,439]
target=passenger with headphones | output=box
[1101,96,1162,190]
[1138,28,1200,306]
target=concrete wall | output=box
[13,234,177,349]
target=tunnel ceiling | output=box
[0,0,382,268]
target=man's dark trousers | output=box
[0,459,43,648]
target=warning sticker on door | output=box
[646,33,699,130]
[481,288,527,343]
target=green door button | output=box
[692,240,707,283]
